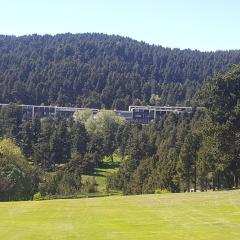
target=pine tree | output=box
[71,122,88,156]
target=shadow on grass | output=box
[100,162,120,169]
[85,163,120,177]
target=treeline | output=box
[1,33,240,109]
[0,108,126,200]
[108,65,240,194]
[1,65,240,200]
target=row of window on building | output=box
[0,104,193,123]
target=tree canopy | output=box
[1,33,240,109]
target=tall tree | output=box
[199,65,240,189]
[71,121,89,156]
[50,120,71,164]
[178,132,200,192]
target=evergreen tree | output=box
[34,118,54,169]
[50,120,71,164]
[20,121,34,157]
[178,132,200,192]
[71,122,89,156]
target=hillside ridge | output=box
[1,33,240,109]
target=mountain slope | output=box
[0,33,240,109]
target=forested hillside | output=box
[108,65,240,194]
[1,33,240,108]
[1,34,240,201]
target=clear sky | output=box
[1,0,239,51]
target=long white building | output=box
[0,103,194,123]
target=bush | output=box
[0,139,39,201]
[83,178,98,193]
[154,189,170,194]
[33,192,42,200]
[39,173,60,196]
[39,170,82,196]
[57,171,82,195]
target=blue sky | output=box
[1,0,239,51]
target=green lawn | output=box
[1,191,240,239]
[82,155,120,193]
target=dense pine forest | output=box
[1,33,240,108]
[1,33,240,201]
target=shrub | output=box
[0,138,39,201]
[154,189,171,194]
[83,178,98,193]
[33,192,42,200]
[39,170,82,196]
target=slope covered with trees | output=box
[1,65,240,199]
[1,33,240,109]
[1,33,240,200]
[108,65,240,194]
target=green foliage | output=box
[66,153,95,175]
[33,118,54,169]
[33,192,42,200]
[102,153,122,163]
[85,110,126,161]
[57,171,82,195]
[33,118,72,169]
[197,65,240,189]
[0,33,240,108]
[0,138,39,201]
[107,66,240,194]
[0,103,22,140]
[50,120,71,164]
[39,169,82,196]
[178,132,201,192]
[73,109,93,123]
[154,188,170,194]
[82,177,98,193]
[1,34,240,198]
[71,121,89,156]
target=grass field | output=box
[1,191,240,240]
[82,166,118,192]
[82,154,120,193]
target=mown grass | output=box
[82,154,121,193]
[1,190,240,239]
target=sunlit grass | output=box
[1,190,240,239]
[82,154,121,192]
